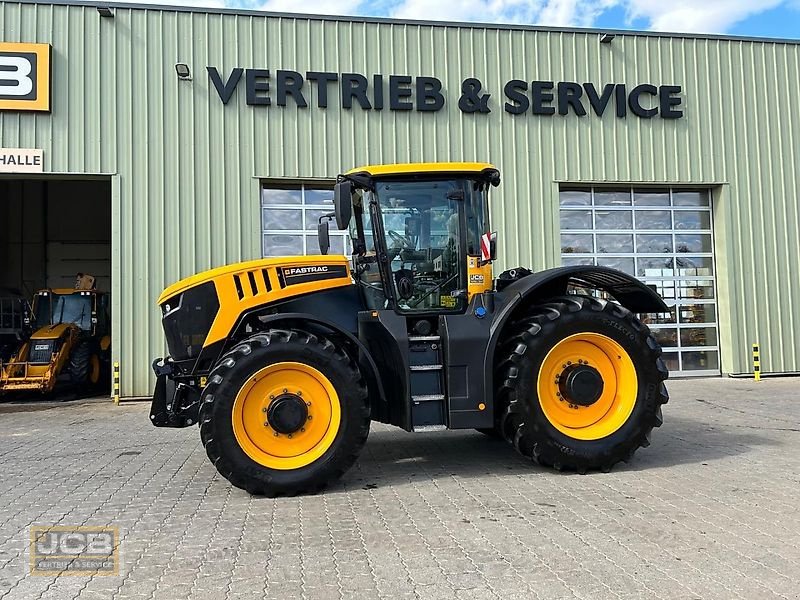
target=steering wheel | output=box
[388,230,414,250]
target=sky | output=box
[133,0,800,40]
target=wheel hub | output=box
[266,394,308,434]
[559,364,604,407]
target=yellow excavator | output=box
[0,275,111,395]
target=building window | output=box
[560,187,719,377]
[261,181,349,257]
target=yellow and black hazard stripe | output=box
[113,362,120,404]
[753,343,760,382]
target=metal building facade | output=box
[1,0,799,395]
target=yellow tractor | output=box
[150,163,669,496]
[0,284,111,395]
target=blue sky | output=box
[157,0,800,40]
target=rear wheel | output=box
[199,329,370,496]
[498,296,668,472]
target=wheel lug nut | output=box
[306,401,311,406]
[307,415,313,421]
[269,395,275,400]
[283,388,288,393]
[273,432,279,437]
[300,427,305,432]
[288,434,293,439]
[262,407,267,412]
[297,391,302,396]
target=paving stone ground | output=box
[0,377,798,599]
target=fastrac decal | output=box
[0,43,51,112]
[278,264,349,286]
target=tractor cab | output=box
[30,289,108,337]
[321,163,498,314]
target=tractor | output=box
[150,162,669,496]
[0,283,111,395]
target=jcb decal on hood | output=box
[278,264,348,286]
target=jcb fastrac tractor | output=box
[0,285,111,395]
[150,163,669,496]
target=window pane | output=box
[678,303,716,324]
[597,256,634,276]
[263,208,302,230]
[675,233,712,253]
[652,328,678,348]
[305,234,345,255]
[595,210,632,230]
[640,306,677,325]
[674,210,711,230]
[561,233,593,254]
[263,234,304,256]
[634,189,670,206]
[306,208,333,230]
[675,256,714,277]
[673,190,710,207]
[677,279,715,300]
[636,234,672,253]
[635,210,671,230]
[681,350,719,371]
[560,210,592,230]
[660,352,680,372]
[594,190,632,206]
[560,189,592,206]
[304,188,334,205]
[637,257,673,277]
[262,187,302,205]
[562,256,594,267]
[596,234,633,253]
[680,327,718,347]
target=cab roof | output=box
[345,162,497,177]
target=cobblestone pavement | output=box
[0,377,798,599]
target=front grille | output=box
[28,340,55,364]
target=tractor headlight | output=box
[160,282,220,360]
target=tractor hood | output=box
[30,322,76,340]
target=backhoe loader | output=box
[150,163,669,495]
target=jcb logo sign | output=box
[30,526,119,575]
[0,42,51,112]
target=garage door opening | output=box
[0,177,112,393]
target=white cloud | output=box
[620,0,786,33]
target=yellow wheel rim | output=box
[232,362,341,470]
[537,333,638,441]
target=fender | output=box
[241,311,389,418]
[484,266,669,400]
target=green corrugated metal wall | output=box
[2,1,799,394]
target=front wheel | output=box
[199,329,370,496]
[498,296,668,472]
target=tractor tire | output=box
[199,329,370,496]
[67,342,91,384]
[497,295,668,473]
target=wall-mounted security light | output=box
[175,63,192,80]
[97,6,114,17]
[599,33,616,44]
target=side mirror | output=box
[317,213,335,255]
[490,232,498,261]
[333,180,353,230]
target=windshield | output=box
[33,293,93,331]
[375,179,465,312]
